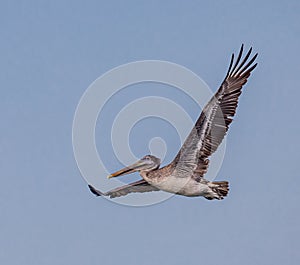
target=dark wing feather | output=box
[171,44,257,178]
[88,179,160,198]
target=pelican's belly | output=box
[146,175,209,197]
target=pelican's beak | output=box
[107,160,147,179]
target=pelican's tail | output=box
[205,181,229,200]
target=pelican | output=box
[88,45,258,200]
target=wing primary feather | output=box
[239,63,258,79]
[88,185,106,196]
[229,44,244,76]
[225,53,235,78]
[232,47,253,77]
[236,53,258,77]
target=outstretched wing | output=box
[171,45,258,178]
[88,179,160,198]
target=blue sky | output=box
[1,1,299,264]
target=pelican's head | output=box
[107,155,161,179]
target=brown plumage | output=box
[88,45,258,200]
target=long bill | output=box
[107,160,147,179]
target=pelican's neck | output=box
[140,169,157,182]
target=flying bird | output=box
[88,45,258,200]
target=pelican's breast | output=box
[142,171,208,197]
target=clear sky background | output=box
[1,1,300,264]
